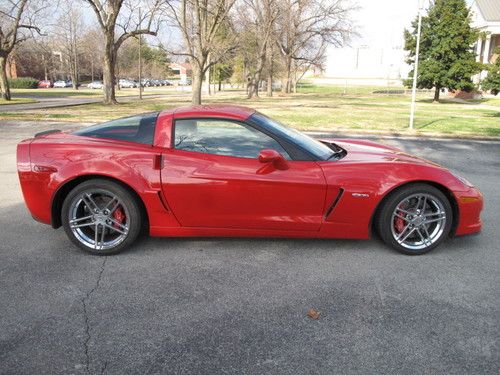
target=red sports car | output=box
[17,105,483,255]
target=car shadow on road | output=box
[0,202,483,259]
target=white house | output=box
[471,0,500,81]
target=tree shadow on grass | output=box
[416,118,447,129]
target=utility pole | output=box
[409,0,424,130]
[138,8,143,99]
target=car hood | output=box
[324,138,442,168]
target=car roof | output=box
[167,104,256,121]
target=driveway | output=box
[0,121,498,374]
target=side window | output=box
[74,112,159,145]
[174,119,291,159]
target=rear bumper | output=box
[454,187,483,236]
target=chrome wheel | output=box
[390,193,447,251]
[68,189,130,251]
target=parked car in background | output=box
[87,81,104,89]
[118,79,137,88]
[141,79,152,87]
[53,80,72,88]
[162,80,172,86]
[38,80,53,88]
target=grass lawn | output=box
[0,98,37,105]
[3,84,500,137]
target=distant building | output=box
[471,0,500,81]
[324,46,409,85]
[169,62,192,83]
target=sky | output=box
[349,0,421,49]
[349,0,475,48]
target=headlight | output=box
[450,169,474,187]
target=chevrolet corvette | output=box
[17,105,483,255]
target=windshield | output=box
[249,112,335,160]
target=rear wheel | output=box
[61,179,142,255]
[377,184,452,255]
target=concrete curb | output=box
[305,130,500,143]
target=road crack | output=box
[81,258,107,374]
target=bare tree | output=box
[239,0,278,98]
[0,0,43,100]
[80,27,105,82]
[166,0,237,105]
[265,38,274,96]
[276,0,354,93]
[53,3,86,89]
[85,0,163,104]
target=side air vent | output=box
[324,188,344,219]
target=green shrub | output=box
[7,77,39,89]
[482,46,500,95]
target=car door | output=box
[160,117,327,231]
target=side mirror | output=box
[258,149,289,170]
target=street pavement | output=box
[0,120,498,374]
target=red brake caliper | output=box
[395,204,406,233]
[113,207,125,228]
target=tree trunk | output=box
[218,78,222,91]
[266,44,273,97]
[284,55,292,94]
[247,70,262,99]
[0,55,11,101]
[192,64,203,105]
[102,36,117,104]
[71,53,79,90]
[433,86,440,102]
[248,50,267,99]
[206,58,211,96]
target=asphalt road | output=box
[0,121,499,374]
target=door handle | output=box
[154,154,164,170]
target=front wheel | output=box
[61,179,142,255]
[376,184,453,255]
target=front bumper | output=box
[454,187,483,236]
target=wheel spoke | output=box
[70,215,93,224]
[394,213,410,222]
[422,225,432,246]
[104,197,120,213]
[99,224,106,249]
[83,193,100,211]
[94,223,99,249]
[396,222,414,242]
[399,227,416,243]
[424,217,446,225]
[424,211,445,218]
[416,228,430,247]
[70,221,95,229]
[103,222,127,235]
[421,196,427,211]
[396,207,411,215]
[416,195,423,210]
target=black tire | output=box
[61,179,142,255]
[376,183,453,255]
